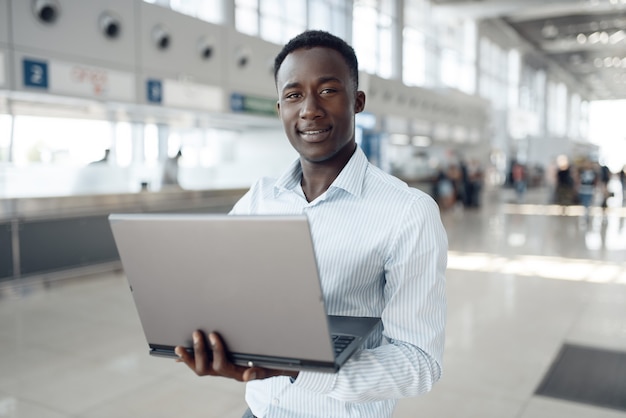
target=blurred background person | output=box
[576,159,597,222]
[161,149,183,189]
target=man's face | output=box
[275,47,365,164]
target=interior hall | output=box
[1,1,625,417]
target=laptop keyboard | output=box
[332,334,355,356]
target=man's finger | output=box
[209,332,232,374]
[242,367,259,381]
[174,345,195,369]
[192,330,209,375]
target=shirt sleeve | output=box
[294,195,448,403]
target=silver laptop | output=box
[108,213,381,372]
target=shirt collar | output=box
[274,146,368,198]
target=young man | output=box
[175,30,448,418]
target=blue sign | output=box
[230,93,245,111]
[23,58,49,89]
[147,79,162,103]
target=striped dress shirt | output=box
[229,146,448,418]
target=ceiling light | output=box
[588,32,600,43]
[613,57,622,67]
[604,57,613,67]
[609,30,625,44]
[577,33,587,43]
[412,136,431,147]
[570,54,583,64]
[389,134,410,145]
[541,23,558,38]
[594,58,603,67]
[600,31,610,44]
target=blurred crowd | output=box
[427,153,626,213]
[547,155,624,216]
[430,158,485,211]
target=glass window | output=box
[0,114,11,162]
[235,0,350,44]
[144,124,159,165]
[353,3,378,74]
[235,0,259,35]
[569,93,582,138]
[307,0,351,39]
[11,116,111,166]
[478,36,508,110]
[115,122,133,168]
[547,80,568,136]
[508,49,520,109]
[259,0,307,44]
[441,48,458,88]
[555,82,568,137]
[459,20,477,95]
[353,0,397,78]
[402,27,425,86]
[145,0,224,24]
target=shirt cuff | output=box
[293,370,337,394]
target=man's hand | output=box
[174,330,299,382]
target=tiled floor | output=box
[1,184,625,418]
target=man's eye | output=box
[285,92,301,99]
[321,88,336,94]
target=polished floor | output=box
[1,183,625,418]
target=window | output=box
[144,0,224,24]
[235,0,259,36]
[260,0,306,44]
[353,0,396,78]
[0,114,11,162]
[479,37,508,110]
[11,116,111,166]
[403,27,426,86]
[309,0,351,40]
[547,81,568,137]
[235,0,349,45]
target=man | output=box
[175,30,448,418]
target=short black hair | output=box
[273,30,359,91]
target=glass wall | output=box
[235,0,351,44]
[352,0,397,79]
[0,114,12,162]
[402,0,429,86]
[144,0,224,24]
[479,37,508,111]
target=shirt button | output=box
[272,398,280,405]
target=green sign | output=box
[231,93,277,116]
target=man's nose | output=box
[300,94,324,119]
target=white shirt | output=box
[230,146,448,418]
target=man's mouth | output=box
[299,127,331,136]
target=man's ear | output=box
[276,100,281,116]
[354,91,366,114]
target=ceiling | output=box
[431,0,626,101]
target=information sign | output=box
[230,92,277,116]
[23,58,49,89]
[147,79,163,103]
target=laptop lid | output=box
[108,213,380,372]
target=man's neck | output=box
[299,144,356,202]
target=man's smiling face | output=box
[276,46,365,165]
